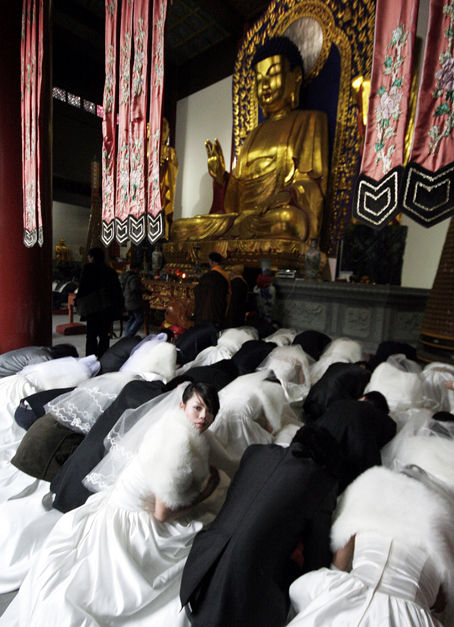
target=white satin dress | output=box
[1,413,230,626]
[288,532,443,626]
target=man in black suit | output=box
[180,426,342,627]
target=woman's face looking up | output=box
[181,393,214,433]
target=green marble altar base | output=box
[274,279,428,356]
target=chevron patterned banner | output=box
[147,0,168,244]
[101,0,167,246]
[402,0,454,226]
[353,0,419,228]
[21,0,44,247]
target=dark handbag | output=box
[76,287,112,317]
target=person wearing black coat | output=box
[303,362,371,422]
[77,247,124,358]
[180,419,384,627]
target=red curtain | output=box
[21,0,44,247]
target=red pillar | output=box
[0,2,52,351]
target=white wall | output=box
[175,76,233,219]
[52,201,90,262]
[401,217,449,289]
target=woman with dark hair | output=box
[2,382,237,626]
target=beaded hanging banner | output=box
[101,0,119,246]
[101,0,167,246]
[402,0,454,226]
[352,0,419,229]
[147,0,167,243]
[21,0,44,247]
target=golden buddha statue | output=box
[170,37,328,246]
[55,238,71,265]
[160,118,178,239]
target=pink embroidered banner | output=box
[403,0,454,225]
[102,0,167,246]
[147,0,168,243]
[115,0,134,243]
[353,0,419,228]
[101,0,119,246]
[128,0,150,244]
[21,0,44,247]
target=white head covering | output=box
[365,361,423,412]
[83,386,183,492]
[211,371,299,457]
[310,337,363,384]
[120,340,177,382]
[263,328,297,346]
[386,353,422,374]
[49,371,140,435]
[421,361,454,413]
[217,327,258,352]
[175,327,258,375]
[395,434,454,490]
[20,355,99,389]
[257,344,312,402]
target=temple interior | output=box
[2,0,454,623]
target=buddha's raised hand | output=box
[205,138,226,185]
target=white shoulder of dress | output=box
[331,467,454,580]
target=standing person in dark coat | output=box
[76,247,124,358]
[180,419,384,627]
[227,264,248,327]
[194,252,230,328]
[121,262,144,337]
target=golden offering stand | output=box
[163,237,320,272]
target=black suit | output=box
[180,441,338,627]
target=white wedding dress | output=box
[1,407,231,626]
[288,532,443,626]
[288,466,454,626]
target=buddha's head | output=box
[252,36,304,118]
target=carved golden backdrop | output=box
[232,0,375,255]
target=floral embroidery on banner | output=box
[148,3,167,220]
[104,44,115,114]
[106,0,116,19]
[374,25,408,175]
[132,17,145,97]
[102,43,116,223]
[129,15,147,209]
[149,128,161,212]
[153,13,165,92]
[118,141,130,210]
[130,138,142,201]
[120,31,131,107]
[116,21,132,220]
[429,0,454,155]
[103,147,115,221]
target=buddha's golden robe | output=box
[171,109,328,243]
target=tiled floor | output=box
[51,313,126,357]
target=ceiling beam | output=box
[193,0,244,38]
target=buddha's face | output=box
[254,55,302,117]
